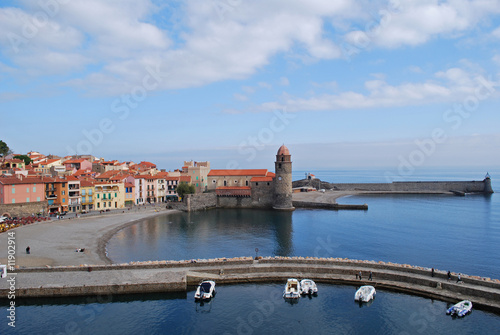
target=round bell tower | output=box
[273,145,295,211]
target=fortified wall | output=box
[0,200,48,217]
[294,177,493,194]
[330,180,492,193]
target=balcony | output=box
[46,193,57,199]
[69,185,80,190]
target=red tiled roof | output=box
[179,176,191,183]
[165,176,180,181]
[0,176,44,185]
[251,177,273,182]
[208,169,269,177]
[65,159,87,164]
[139,161,156,167]
[80,180,95,187]
[266,172,276,178]
[125,182,134,187]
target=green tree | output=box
[0,140,11,157]
[14,155,32,165]
[177,182,195,199]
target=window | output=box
[224,180,227,186]
[81,190,86,196]
[196,183,198,187]
[97,203,100,208]
[12,199,15,203]
[26,197,30,202]
[37,197,40,201]
[62,198,66,203]
[246,181,249,186]
[278,163,282,169]
[115,202,117,208]
[235,180,238,184]
[27,187,30,193]
[115,193,117,198]
[97,194,100,199]
[109,202,111,207]
[103,202,106,208]
[33,187,36,192]
[12,187,15,194]
[278,177,282,181]
[89,189,92,195]
[256,182,259,186]
[196,176,199,180]
[62,191,65,195]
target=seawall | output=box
[293,178,493,194]
[2,257,499,313]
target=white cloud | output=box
[258,66,499,112]
[345,0,500,49]
[280,77,290,86]
[1,0,500,96]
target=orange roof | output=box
[139,161,156,167]
[125,182,134,187]
[208,169,269,177]
[0,176,44,185]
[80,180,95,187]
[65,159,87,164]
[251,177,273,182]
[266,172,275,177]
[166,176,180,181]
[97,170,121,179]
[180,176,191,183]
[277,144,290,156]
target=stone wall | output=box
[250,180,274,208]
[330,180,489,193]
[0,201,48,217]
[217,196,253,209]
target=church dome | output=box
[277,144,290,156]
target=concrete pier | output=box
[2,257,499,313]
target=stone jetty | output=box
[2,257,499,313]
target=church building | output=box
[207,145,294,211]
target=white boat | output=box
[355,285,376,302]
[194,280,216,301]
[446,300,472,317]
[283,278,301,299]
[300,279,318,296]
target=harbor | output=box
[2,257,500,313]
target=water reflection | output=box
[108,209,295,262]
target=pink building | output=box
[0,175,46,205]
[64,159,92,172]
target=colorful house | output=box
[80,180,95,212]
[94,181,125,210]
[0,175,45,205]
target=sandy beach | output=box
[0,207,178,268]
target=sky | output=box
[1,0,500,175]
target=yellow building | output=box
[80,180,95,212]
[94,181,125,210]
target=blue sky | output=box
[1,0,500,174]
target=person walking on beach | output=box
[359,271,362,280]
[26,246,30,254]
[369,271,372,281]
[431,268,434,277]
[457,274,462,283]
[447,271,451,281]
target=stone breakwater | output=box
[1,257,499,312]
[293,178,494,194]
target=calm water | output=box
[2,168,499,334]
[4,284,500,335]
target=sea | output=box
[2,168,499,334]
